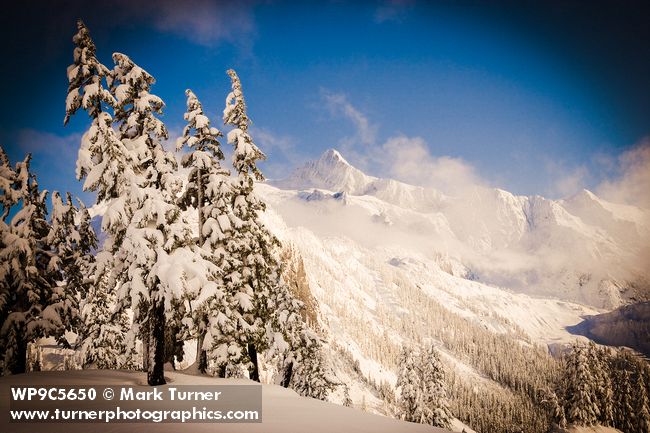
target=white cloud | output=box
[249,126,307,180]
[322,91,377,146]
[16,129,81,168]
[252,126,296,158]
[544,160,590,199]
[320,92,650,209]
[321,91,487,196]
[131,0,258,47]
[597,137,650,209]
[377,135,486,195]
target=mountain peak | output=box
[318,148,352,167]
[573,188,599,201]
[272,148,373,194]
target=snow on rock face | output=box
[562,189,650,245]
[273,149,446,212]
[567,301,650,357]
[258,183,600,346]
[273,148,373,195]
[269,149,650,309]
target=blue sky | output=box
[1,0,649,206]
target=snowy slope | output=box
[567,301,650,357]
[0,370,445,433]
[257,182,602,359]
[568,427,623,433]
[269,149,650,309]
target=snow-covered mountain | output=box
[253,149,649,429]
[269,149,650,309]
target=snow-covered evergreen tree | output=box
[543,388,567,430]
[46,192,96,345]
[274,321,335,400]
[587,343,614,426]
[419,345,452,428]
[219,68,274,381]
[0,154,61,374]
[396,344,452,427]
[343,385,353,407]
[564,343,599,426]
[396,346,420,422]
[176,88,231,374]
[64,20,114,125]
[634,369,650,433]
[0,146,24,219]
[80,271,135,369]
[615,368,635,433]
[218,69,334,392]
[105,51,214,384]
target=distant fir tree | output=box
[396,344,452,427]
[587,342,614,427]
[396,346,421,422]
[176,89,231,375]
[343,385,353,407]
[614,367,635,433]
[634,369,650,433]
[564,342,599,426]
[542,388,567,430]
[272,311,335,400]
[419,345,452,428]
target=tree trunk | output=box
[142,320,149,371]
[10,336,28,374]
[147,298,166,386]
[194,169,209,372]
[197,168,204,247]
[196,320,208,374]
[280,361,293,388]
[247,342,260,382]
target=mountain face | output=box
[567,301,650,357]
[256,149,649,429]
[268,149,650,309]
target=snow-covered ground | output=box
[0,370,446,433]
[568,426,623,433]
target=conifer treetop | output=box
[223,69,265,180]
[0,146,22,220]
[177,89,223,160]
[223,69,249,130]
[111,52,168,141]
[64,20,115,125]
